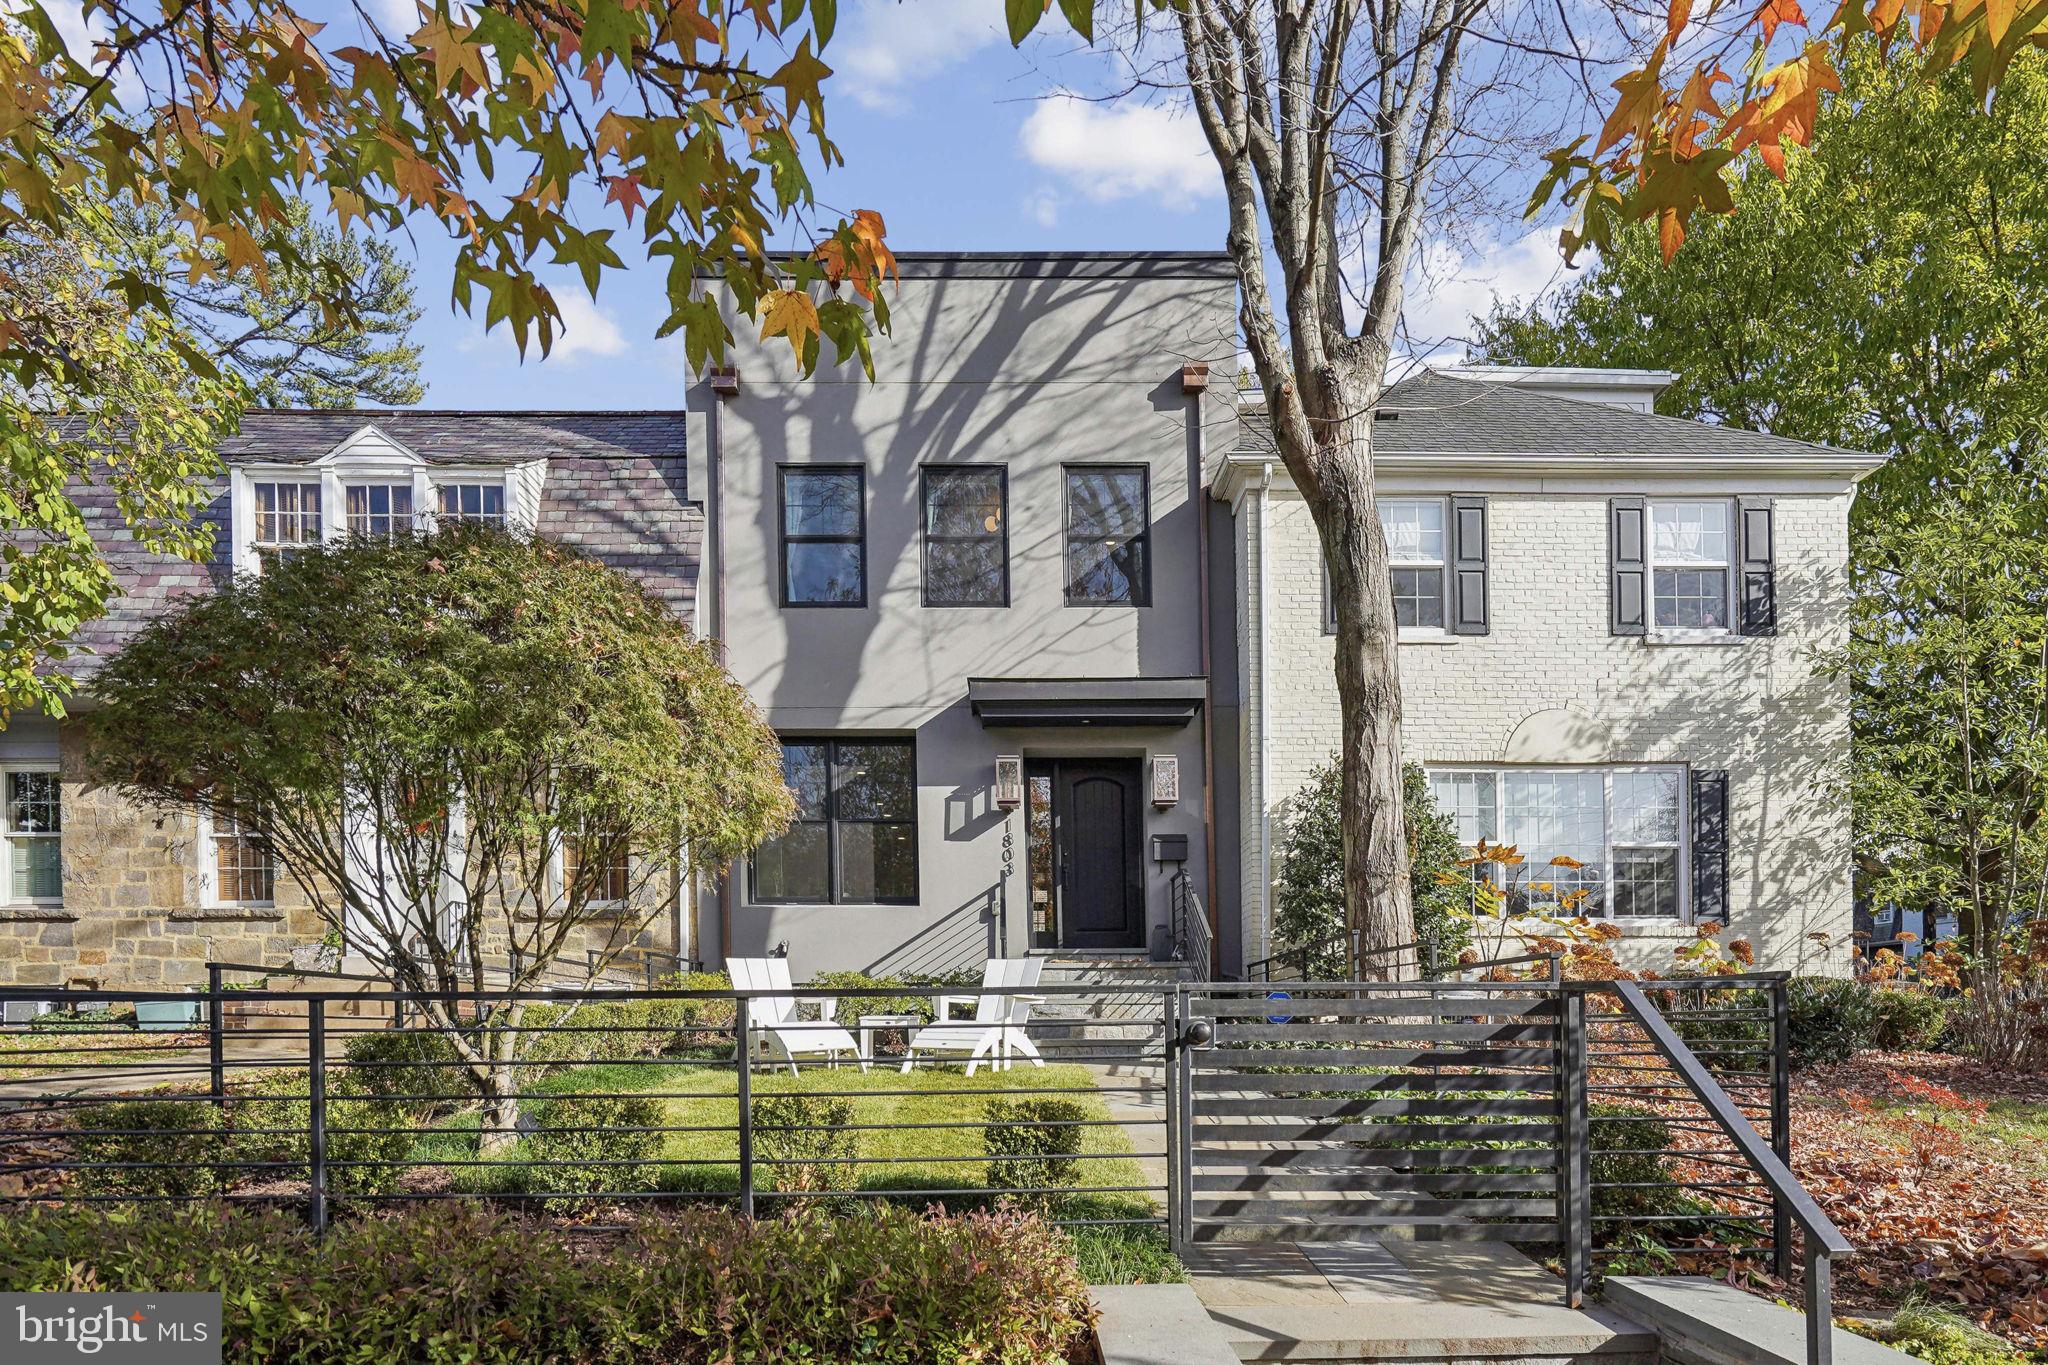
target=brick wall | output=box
[1236,485,1856,975]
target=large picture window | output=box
[4,768,61,903]
[921,466,1007,606]
[1650,500,1733,632]
[1064,466,1150,606]
[1426,765,1686,918]
[752,738,916,904]
[780,467,866,606]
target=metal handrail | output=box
[1170,869,1212,982]
[1602,977,1851,1365]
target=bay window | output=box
[1427,765,1686,918]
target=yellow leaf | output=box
[757,288,820,365]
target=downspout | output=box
[708,371,736,965]
[1255,460,1274,965]
[1187,372,1221,964]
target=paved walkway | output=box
[1182,1238,1656,1362]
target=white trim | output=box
[1646,497,1735,638]
[1425,762,1690,922]
[1211,450,1884,501]
[196,807,277,910]
[2,763,63,907]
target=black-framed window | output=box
[751,738,917,904]
[922,466,1008,606]
[1064,465,1150,606]
[779,466,865,606]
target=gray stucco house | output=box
[1,252,1881,990]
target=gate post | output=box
[1558,987,1590,1307]
[207,962,226,1109]
[1770,977,1793,1282]
[1164,987,1182,1254]
[735,994,754,1219]
[307,1002,328,1236]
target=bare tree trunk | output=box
[1311,361,1415,979]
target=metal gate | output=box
[1169,981,1566,1247]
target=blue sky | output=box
[391,1,1586,410]
[46,0,1588,409]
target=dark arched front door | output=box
[1030,758,1144,950]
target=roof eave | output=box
[1211,448,1888,500]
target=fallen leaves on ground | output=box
[1792,1051,2048,1352]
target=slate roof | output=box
[57,411,697,683]
[1230,369,1862,460]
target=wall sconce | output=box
[1150,755,1181,808]
[994,756,1024,809]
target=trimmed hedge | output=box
[984,1098,1088,1204]
[223,1071,422,1197]
[0,1201,1096,1364]
[754,1093,858,1199]
[1866,987,1951,1053]
[68,1098,228,1200]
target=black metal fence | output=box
[0,968,1848,1362]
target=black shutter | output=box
[1738,496,1777,636]
[1690,769,1729,924]
[1610,497,1648,635]
[1448,495,1489,635]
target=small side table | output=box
[858,1012,922,1064]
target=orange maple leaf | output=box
[1756,0,1808,40]
[605,173,647,225]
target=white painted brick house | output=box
[1211,366,1884,974]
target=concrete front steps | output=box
[1601,1277,1920,1365]
[1031,954,1184,1068]
[1182,1240,1658,1365]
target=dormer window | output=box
[252,481,323,566]
[344,482,416,540]
[437,482,507,526]
[230,425,540,575]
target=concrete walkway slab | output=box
[1206,1301,1659,1362]
[1092,1283,1243,1365]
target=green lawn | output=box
[408,1055,1185,1283]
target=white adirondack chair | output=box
[729,957,866,1076]
[901,958,1046,1075]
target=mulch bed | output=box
[1789,1051,2048,1351]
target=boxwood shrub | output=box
[754,1093,858,1199]
[0,1201,1095,1364]
[66,1098,228,1200]
[984,1098,1088,1205]
[1787,976,1881,1068]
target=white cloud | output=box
[367,0,423,35]
[1018,96,1219,210]
[546,293,629,362]
[835,1,1004,113]
[1397,227,1573,360]
[1022,187,1061,229]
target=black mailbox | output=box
[1150,833,1189,863]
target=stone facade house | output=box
[0,413,698,991]
[1211,366,1883,975]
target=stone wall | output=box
[0,721,686,992]
[0,724,326,991]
